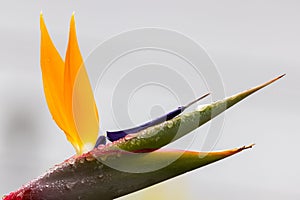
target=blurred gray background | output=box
[0,1,299,199]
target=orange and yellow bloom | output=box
[40,13,99,155]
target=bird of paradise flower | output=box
[40,12,212,155]
[40,12,285,158]
[2,12,285,200]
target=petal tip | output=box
[40,12,45,28]
[68,13,77,34]
[71,12,76,24]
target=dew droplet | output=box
[125,134,134,141]
[85,156,95,162]
[68,158,76,165]
[135,140,141,147]
[97,174,104,179]
[65,181,76,190]
[167,121,173,128]
[97,144,105,149]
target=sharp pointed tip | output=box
[278,74,286,79]
[69,13,76,30]
[40,12,45,29]
[204,92,211,98]
[267,74,286,85]
[242,143,255,150]
[71,12,76,22]
[251,74,286,92]
[184,92,211,108]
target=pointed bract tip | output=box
[277,74,286,79]
[241,143,255,150]
[266,74,286,85]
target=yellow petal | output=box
[40,13,82,153]
[64,14,99,154]
[40,13,65,128]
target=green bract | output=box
[3,75,284,200]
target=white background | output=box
[0,1,299,199]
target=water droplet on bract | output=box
[65,182,76,190]
[16,191,24,198]
[167,121,173,128]
[130,140,135,146]
[97,174,104,179]
[68,158,76,165]
[125,134,134,141]
[97,144,105,149]
[86,156,95,162]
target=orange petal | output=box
[40,13,65,128]
[64,13,99,154]
[40,13,82,153]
